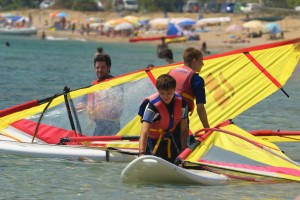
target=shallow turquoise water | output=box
[0,35,299,200]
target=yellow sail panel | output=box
[188,40,300,133]
[105,115,141,149]
[185,124,300,181]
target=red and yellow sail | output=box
[0,38,299,147]
[182,122,300,182]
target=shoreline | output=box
[3,9,300,52]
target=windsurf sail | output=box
[0,38,299,147]
[179,120,300,182]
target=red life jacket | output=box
[91,74,114,85]
[168,66,196,113]
[88,75,113,107]
[145,93,182,139]
[87,76,122,121]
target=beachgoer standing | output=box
[156,37,169,58]
[41,31,46,40]
[138,74,189,163]
[162,49,174,64]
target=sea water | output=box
[0,35,299,200]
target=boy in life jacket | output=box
[168,47,210,130]
[138,74,189,163]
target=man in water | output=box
[95,47,104,58]
[162,49,174,64]
[156,37,169,58]
[92,53,113,83]
[78,54,123,136]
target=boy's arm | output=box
[196,103,210,128]
[139,122,151,156]
[180,118,189,151]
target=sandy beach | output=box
[4,9,300,51]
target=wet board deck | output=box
[121,155,229,185]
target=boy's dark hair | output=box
[94,54,111,67]
[156,74,176,91]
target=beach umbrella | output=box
[264,22,281,33]
[88,17,101,23]
[226,24,243,32]
[242,20,263,29]
[5,15,23,22]
[139,19,149,25]
[56,12,68,18]
[16,17,29,23]
[149,18,169,29]
[114,22,134,31]
[139,16,150,25]
[90,22,104,28]
[106,18,128,27]
[50,12,58,18]
[71,18,78,24]
[1,13,14,18]
[124,16,139,26]
[167,23,182,36]
[196,16,231,26]
[178,19,196,27]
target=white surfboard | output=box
[121,155,229,185]
[0,139,136,162]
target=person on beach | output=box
[41,31,46,40]
[156,37,169,58]
[138,74,189,163]
[168,47,210,130]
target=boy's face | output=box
[193,57,204,72]
[158,88,175,104]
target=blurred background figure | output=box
[156,37,168,58]
[95,47,104,57]
[147,64,155,68]
[162,49,174,64]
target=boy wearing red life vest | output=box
[138,74,189,163]
[168,47,210,130]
